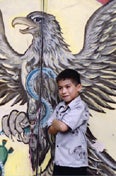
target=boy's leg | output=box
[53,165,88,176]
[53,165,70,176]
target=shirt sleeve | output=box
[61,103,89,131]
[47,108,57,127]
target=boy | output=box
[47,69,89,176]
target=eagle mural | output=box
[0,0,116,175]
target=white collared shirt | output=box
[47,96,89,168]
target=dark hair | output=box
[56,69,81,85]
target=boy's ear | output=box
[77,84,82,92]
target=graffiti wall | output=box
[0,0,116,176]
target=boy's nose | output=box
[62,88,67,93]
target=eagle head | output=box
[12,11,61,37]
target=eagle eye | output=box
[33,17,43,23]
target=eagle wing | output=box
[74,0,116,113]
[73,2,116,174]
[0,10,27,106]
[0,61,27,106]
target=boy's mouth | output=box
[62,95,70,99]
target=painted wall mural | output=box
[0,0,116,175]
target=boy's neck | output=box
[64,95,80,105]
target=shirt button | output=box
[57,145,59,147]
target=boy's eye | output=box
[58,87,62,90]
[66,85,70,88]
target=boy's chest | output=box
[56,105,69,120]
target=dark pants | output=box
[53,165,88,176]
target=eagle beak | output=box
[12,17,37,34]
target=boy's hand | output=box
[48,119,69,135]
[52,119,60,130]
[52,119,69,132]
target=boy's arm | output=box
[48,125,58,135]
[48,119,69,134]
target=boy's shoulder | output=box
[69,96,88,110]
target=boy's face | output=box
[58,79,82,104]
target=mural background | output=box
[0,0,115,175]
